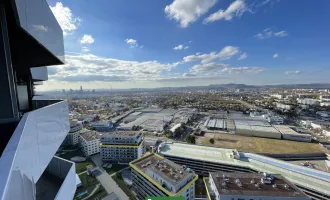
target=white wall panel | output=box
[0,101,69,200]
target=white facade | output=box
[276,103,292,110]
[67,132,80,146]
[100,132,144,163]
[297,98,320,106]
[0,101,75,200]
[79,133,100,157]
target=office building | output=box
[0,0,76,199]
[100,132,144,164]
[90,120,113,132]
[130,153,198,200]
[79,131,101,157]
[204,172,310,200]
[158,142,330,200]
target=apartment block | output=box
[100,132,144,164]
[204,172,310,200]
[0,0,76,198]
[79,131,101,157]
[130,154,198,200]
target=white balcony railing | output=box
[0,100,69,200]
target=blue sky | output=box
[41,0,330,90]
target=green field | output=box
[199,132,328,154]
[74,174,107,200]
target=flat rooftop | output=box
[131,154,193,189]
[274,125,310,136]
[209,172,308,198]
[80,131,102,141]
[102,131,141,137]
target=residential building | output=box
[297,98,320,106]
[90,121,113,132]
[158,142,330,200]
[100,132,144,164]
[0,0,76,199]
[66,121,85,146]
[276,103,292,110]
[79,131,101,157]
[204,172,310,200]
[130,153,198,200]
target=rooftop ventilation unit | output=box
[250,179,255,184]
[255,183,261,189]
[284,184,290,190]
[179,171,183,174]
[235,179,243,187]
[223,175,229,183]
[272,184,277,188]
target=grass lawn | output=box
[199,132,328,154]
[112,173,136,200]
[57,149,94,173]
[74,174,100,200]
[105,164,128,175]
[76,160,94,174]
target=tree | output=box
[209,138,215,144]
[186,135,196,144]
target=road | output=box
[82,184,100,200]
[96,172,129,200]
[90,154,129,200]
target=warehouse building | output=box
[158,142,330,200]
[205,172,310,200]
[204,118,227,130]
[274,125,312,142]
[234,120,281,139]
[100,132,144,164]
[130,153,198,200]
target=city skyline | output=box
[38,0,330,91]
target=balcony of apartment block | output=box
[36,156,76,200]
[0,99,70,200]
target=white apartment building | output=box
[67,121,85,145]
[205,172,310,200]
[0,0,76,198]
[100,132,144,164]
[130,154,198,200]
[79,131,101,157]
[276,103,292,110]
[297,98,320,106]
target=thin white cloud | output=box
[48,53,177,82]
[238,52,248,60]
[183,73,196,77]
[183,46,240,64]
[32,25,49,32]
[221,67,265,74]
[125,38,141,48]
[165,0,216,28]
[50,2,82,36]
[204,0,247,23]
[274,31,288,37]
[284,70,302,75]
[173,44,189,50]
[190,62,228,73]
[81,46,90,52]
[80,34,95,44]
[273,53,278,58]
[255,28,288,39]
